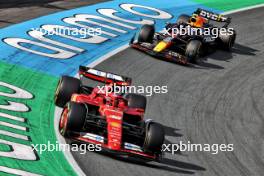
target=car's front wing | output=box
[71,132,158,160]
[130,42,189,65]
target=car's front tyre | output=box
[185,40,202,63]
[177,14,191,24]
[124,93,147,111]
[55,76,80,108]
[138,24,155,43]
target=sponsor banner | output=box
[0,0,221,76]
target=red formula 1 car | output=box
[54,66,165,161]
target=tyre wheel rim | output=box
[59,108,69,135]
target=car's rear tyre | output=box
[55,76,80,108]
[177,14,191,24]
[218,30,236,51]
[59,102,87,137]
[124,93,147,111]
[143,122,165,153]
[138,24,155,43]
[185,40,202,63]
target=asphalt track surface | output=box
[69,6,264,176]
[0,0,108,28]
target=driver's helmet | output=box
[189,14,207,27]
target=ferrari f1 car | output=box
[130,8,236,64]
[54,66,165,161]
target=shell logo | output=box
[111,122,121,128]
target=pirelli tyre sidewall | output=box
[59,102,87,137]
[138,24,155,43]
[185,40,202,63]
[143,122,165,153]
[54,76,80,107]
[218,30,237,51]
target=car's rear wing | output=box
[194,8,231,27]
[79,66,132,86]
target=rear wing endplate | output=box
[79,66,132,86]
[195,8,231,26]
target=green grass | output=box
[192,0,264,11]
[0,61,76,176]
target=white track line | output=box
[88,44,130,68]
[54,108,86,176]
[54,3,264,176]
[223,3,264,15]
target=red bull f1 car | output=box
[55,66,165,161]
[130,8,236,64]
